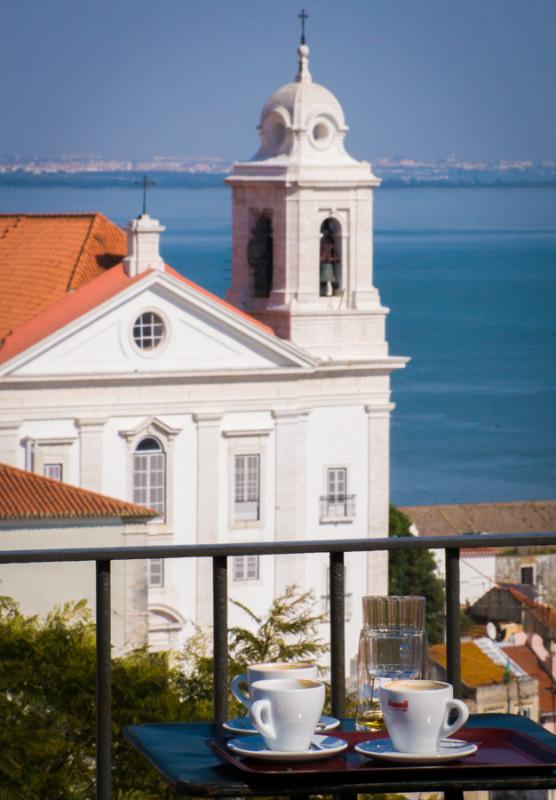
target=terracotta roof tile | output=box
[0,463,156,521]
[0,213,126,340]
[0,213,275,367]
[429,641,506,688]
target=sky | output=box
[1,0,555,164]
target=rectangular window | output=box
[148,558,164,588]
[320,467,355,519]
[133,450,165,519]
[234,454,260,521]
[44,463,63,481]
[233,555,260,582]
[521,566,534,586]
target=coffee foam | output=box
[254,662,315,672]
[386,679,446,691]
[253,678,321,690]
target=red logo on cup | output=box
[387,699,409,711]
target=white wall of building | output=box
[0,520,147,654]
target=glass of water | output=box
[356,596,427,731]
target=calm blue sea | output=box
[1,184,555,506]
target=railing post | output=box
[445,548,462,699]
[213,555,228,723]
[96,560,112,800]
[329,551,346,718]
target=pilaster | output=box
[272,409,309,593]
[0,423,19,466]
[194,412,223,630]
[122,523,149,650]
[77,418,107,493]
[365,402,395,596]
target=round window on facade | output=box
[132,311,166,351]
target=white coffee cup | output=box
[230,662,318,709]
[380,679,469,754]
[249,678,325,752]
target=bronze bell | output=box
[320,261,336,283]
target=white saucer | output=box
[222,714,340,735]
[355,737,478,764]
[227,734,348,761]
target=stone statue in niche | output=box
[320,219,340,297]
[248,216,273,297]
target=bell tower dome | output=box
[226,41,388,361]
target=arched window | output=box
[133,436,166,519]
[319,218,342,297]
[148,606,184,651]
[247,215,273,297]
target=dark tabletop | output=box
[124,713,556,797]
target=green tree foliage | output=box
[388,505,446,644]
[176,585,328,718]
[0,585,327,798]
[0,596,181,799]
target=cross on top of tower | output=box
[135,174,156,217]
[298,9,308,45]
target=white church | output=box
[0,41,407,661]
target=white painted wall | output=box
[0,520,147,654]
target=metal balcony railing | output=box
[319,494,356,519]
[2,530,556,800]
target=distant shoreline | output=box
[1,172,556,190]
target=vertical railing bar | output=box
[329,551,346,718]
[96,559,112,800]
[445,548,462,698]
[213,555,228,723]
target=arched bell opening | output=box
[319,218,342,297]
[247,214,273,298]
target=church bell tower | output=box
[226,39,389,361]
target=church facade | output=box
[0,43,406,663]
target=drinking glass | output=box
[356,595,427,731]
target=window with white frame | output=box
[132,311,166,351]
[320,467,355,520]
[148,558,164,588]
[44,463,63,481]
[234,454,260,522]
[233,554,260,582]
[133,437,166,520]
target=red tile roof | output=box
[503,644,556,715]
[0,463,157,521]
[0,213,126,340]
[0,263,145,365]
[0,213,275,367]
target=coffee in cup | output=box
[249,678,325,752]
[380,679,469,754]
[230,662,317,709]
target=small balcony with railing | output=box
[319,494,356,522]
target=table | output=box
[124,714,556,797]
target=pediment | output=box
[1,270,316,377]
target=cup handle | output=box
[230,674,250,708]
[440,699,469,739]
[250,699,275,740]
